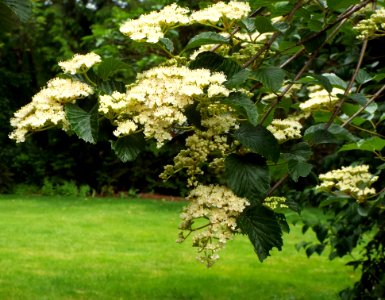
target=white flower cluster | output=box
[178,184,249,267]
[353,8,385,40]
[98,65,231,147]
[120,1,250,43]
[160,112,238,187]
[267,118,302,143]
[263,197,288,210]
[120,3,190,43]
[58,52,101,75]
[190,1,251,24]
[299,85,344,112]
[316,165,379,202]
[9,78,94,143]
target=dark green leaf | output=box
[301,30,327,53]
[110,133,146,162]
[3,0,31,22]
[220,92,258,126]
[225,153,270,202]
[304,123,358,144]
[95,58,130,80]
[251,66,286,92]
[65,104,98,144]
[282,142,312,162]
[234,123,279,162]
[322,73,347,89]
[253,16,277,33]
[287,160,313,182]
[184,32,229,50]
[190,52,242,78]
[240,18,256,32]
[0,2,18,29]
[159,37,174,53]
[348,93,367,106]
[355,69,372,85]
[238,206,283,262]
[327,0,358,10]
[224,69,251,89]
[312,74,333,93]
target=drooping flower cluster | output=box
[120,3,190,43]
[120,1,250,43]
[177,184,249,267]
[98,65,232,147]
[9,78,94,143]
[299,85,344,112]
[316,165,379,202]
[58,52,101,75]
[263,197,288,210]
[353,8,385,40]
[190,1,251,24]
[267,118,302,143]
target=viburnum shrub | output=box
[9,0,385,297]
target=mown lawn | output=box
[0,195,358,300]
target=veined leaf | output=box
[339,137,385,152]
[95,58,130,80]
[2,0,31,22]
[159,37,174,53]
[220,92,258,126]
[65,103,99,144]
[110,133,146,162]
[253,16,277,33]
[234,123,280,162]
[356,69,372,85]
[224,69,251,89]
[282,142,313,162]
[287,160,313,182]
[225,153,270,203]
[304,123,358,144]
[251,66,286,92]
[190,52,242,78]
[184,32,229,50]
[238,206,283,262]
[322,73,347,89]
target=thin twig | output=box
[325,39,368,129]
[266,174,289,197]
[341,84,385,127]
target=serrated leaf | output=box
[251,66,286,92]
[3,0,31,22]
[110,133,146,162]
[220,92,258,126]
[159,37,174,53]
[184,32,229,50]
[253,16,277,33]
[356,69,372,85]
[339,137,385,152]
[234,123,279,162]
[240,18,256,32]
[190,52,242,78]
[65,104,98,144]
[95,58,130,80]
[224,69,251,89]
[282,142,312,162]
[287,160,313,182]
[225,153,270,202]
[304,123,358,144]
[238,206,283,262]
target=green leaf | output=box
[300,30,327,53]
[95,58,130,80]
[65,104,98,144]
[304,123,358,144]
[159,37,174,53]
[225,153,270,202]
[240,18,256,32]
[184,32,229,50]
[220,92,258,126]
[253,16,277,33]
[238,206,283,262]
[312,74,333,93]
[110,133,146,162]
[251,66,286,92]
[355,69,372,85]
[322,73,347,89]
[2,0,31,22]
[224,69,251,89]
[339,137,385,152]
[234,123,280,162]
[190,52,242,78]
[282,142,312,161]
[287,160,313,182]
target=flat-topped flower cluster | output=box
[316,165,379,202]
[120,1,251,43]
[354,8,385,40]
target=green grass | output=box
[0,195,358,300]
